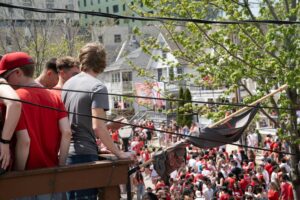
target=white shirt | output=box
[203,188,214,200]
[279,163,291,173]
[188,158,197,168]
[262,169,270,184]
[271,171,278,183]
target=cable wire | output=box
[0,2,299,25]
[0,95,295,156]
[2,82,294,111]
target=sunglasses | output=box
[2,68,18,80]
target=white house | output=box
[99,30,243,116]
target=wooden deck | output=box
[0,158,132,199]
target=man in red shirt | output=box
[280,175,294,200]
[0,52,71,170]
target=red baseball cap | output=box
[0,52,34,75]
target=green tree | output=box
[183,88,193,127]
[134,0,300,192]
[177,87,185,126]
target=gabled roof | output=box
[105,26,190,73]
[104,47,151,72]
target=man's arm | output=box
[14,130,30,170]
[0,82,22,169]
[92,108,131,159]
[106,117,126,131]
[58,117,71,166]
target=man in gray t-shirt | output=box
[62,42,131,200]
[62,72,109,156]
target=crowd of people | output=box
[0,43,296,200]
[118,120,296,200]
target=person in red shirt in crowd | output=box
[232,182,243,200]
[225,173,236,190]
[142,148,151,162]
[222,148,229,162]
[155,178,166,192]
[219,187,231,200]
[239,174,249,192]
[268,182,279,200]
[0,78,21,171]
[242,160,249,172]
[194,172,204,183]
[250,176,260,188]
[132,137,144,155]
[280,175,294,200]
[265,158,274,177]
[0,52,71,171]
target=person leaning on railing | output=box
[0,78,21,173]
[62,42,132,200]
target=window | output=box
[66,4,74,10]
[157,68,163,81]
[8,7,13,14]
[162,51,167,59]
[98,8,101,12]
[122,72,132,82]
[99,20,103,26]
[177,67,184,75]
[114,34,121,43]
[78,0,80,7]
[23,0,33,18]
[90,0,93,5]
[85,14,87,19]
[98,35,103,43]
[46,3,55,18]
[123,4,126,11]
[106,7,109,13]
[113,5,119,13]
[112,73,120,82]
[83,0,86,7]
[98,0,100,3]
[169,67,174,81]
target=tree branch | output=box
[242,0,265,35]
[284,0,290,13]
[264,0,280,20]
[161,22,203,67]
[173,0,272,74]
[240,83,279,127]
[237,24,285,68]
[194,24,271,73]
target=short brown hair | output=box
[20,64,35,77]
[56,56,79,71]
[79,42,106,74]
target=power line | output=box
[0,95,295,156]
[0,2,299,25]
[1,83,295,111]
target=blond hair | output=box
[79,42,106,74]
